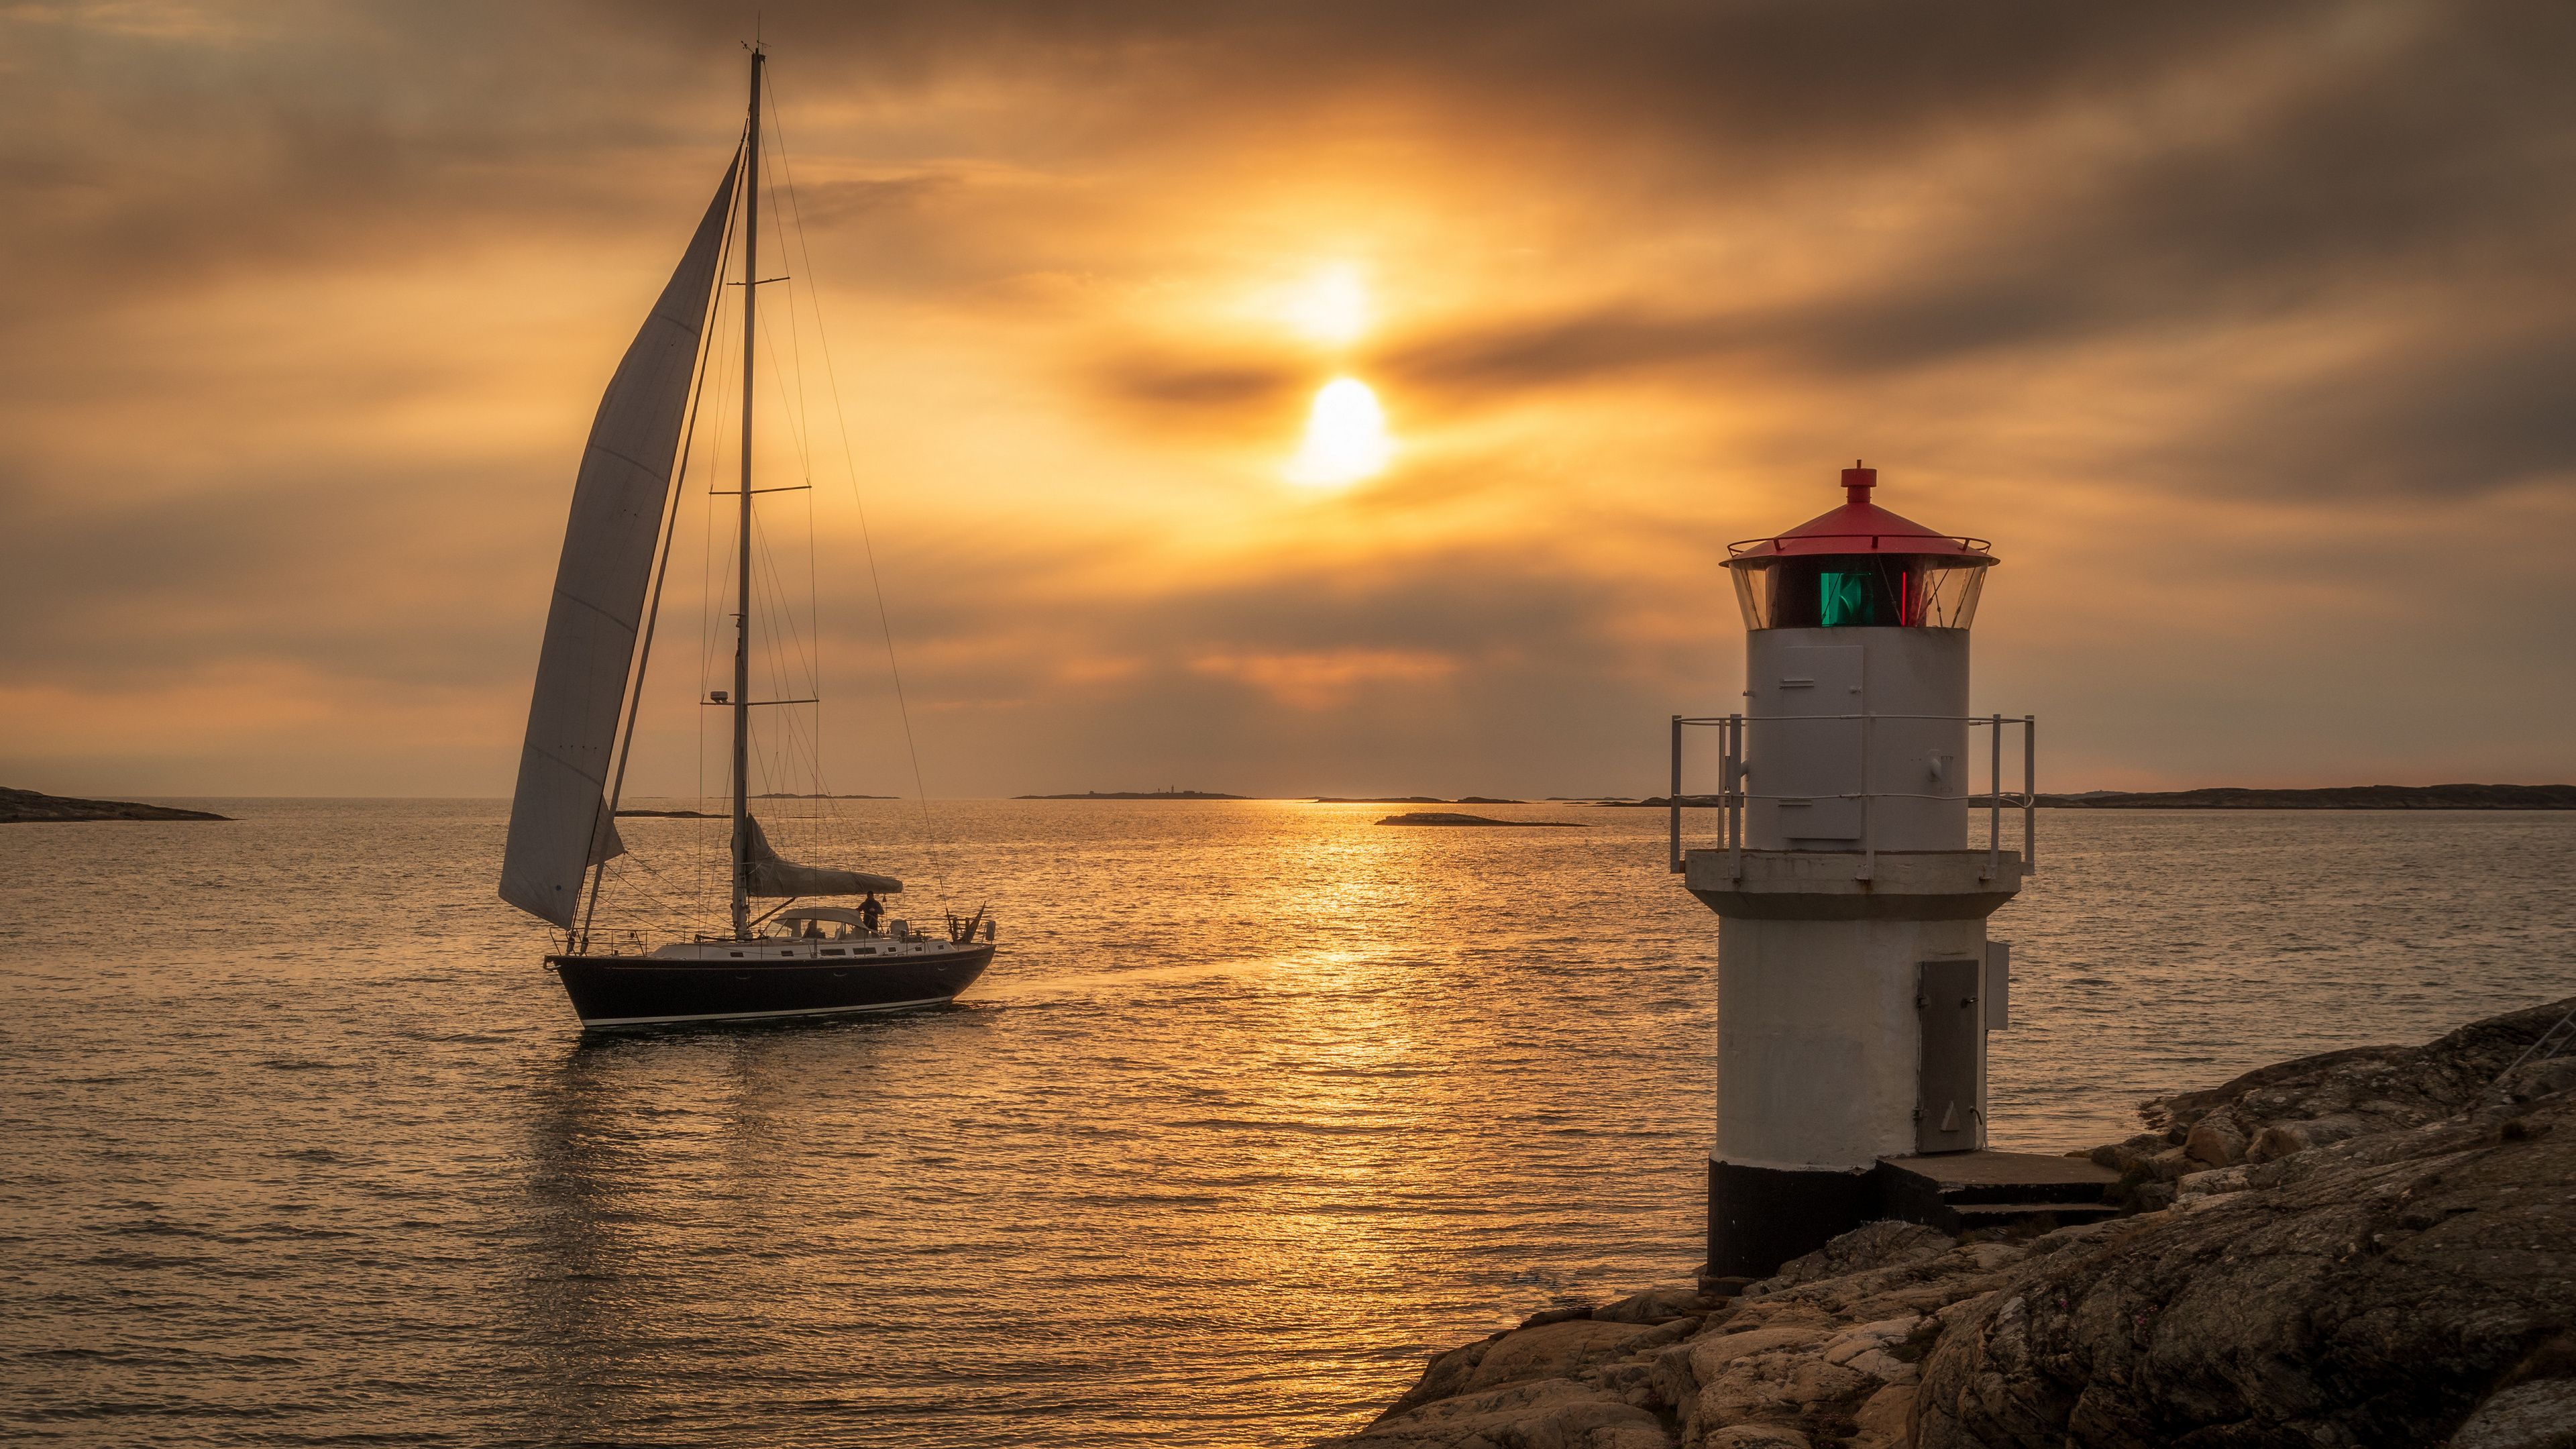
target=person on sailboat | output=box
[859,892,884,935]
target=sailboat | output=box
[497,48,996,1030]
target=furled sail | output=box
[499,158,741,926]
[741,816,904,897]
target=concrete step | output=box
[1876,1150,2121,1235]
[1950,1200,2121,1224]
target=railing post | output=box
[1988,712,2002,881]
[2023,714,2037,876]
[1669,715,1684,873]
[1728,712,1743,881]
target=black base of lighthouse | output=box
[1706,1158,1875,1279]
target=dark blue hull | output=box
[549,944,995,1028]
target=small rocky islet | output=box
[1323,996,2576,1448]
[1376,812,1589,828]
[1,786,228,822]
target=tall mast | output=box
[731,46,763,941]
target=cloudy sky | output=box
[3,0,2570,799]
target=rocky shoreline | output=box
[1322,997,2576,1448]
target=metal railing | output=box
[2486,1003,2576,1100]
[1666,712,2037,883]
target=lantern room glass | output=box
[1729,553,1990,631]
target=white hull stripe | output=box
[578,995,958,1028]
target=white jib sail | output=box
[500,158,741,926]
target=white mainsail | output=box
[740,816,904,898]
[500,158,741,926]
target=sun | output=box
[1285,377,1393,486]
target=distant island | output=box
[2020,784,2575,810]
[1597,785,2575,811]
[1013,790,1250,800]
[1315,796,1527,805]
[3,786,229,822]
[1377,812,1588,828]
[615,809,719,818]
[751,792,897,799]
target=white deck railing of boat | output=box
[1665,712,2038,883]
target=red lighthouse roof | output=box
[1725,466,1994,566]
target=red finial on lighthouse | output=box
[1843,460,1876,504]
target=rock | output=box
[2182,1116,2245,1167]
[2086,1132,2163,1173]
[1932,1291,1995,1330]
[1582,1355,1663,1409]
[1689,1352,1806,1435]
[1821,1316,1923,1380]
[1521,1305,1599,1328]
[1705,1426,1810,1448]
[1375,812,1589,827]
[2448,1377,2576,1449]
[1850,1383,1915,1448]
[2243,1111,2373,1164]
[2173,1163,2250,1198]
[1595,1283,1711,1323]
[1686,1325,1833,1387]
[2023,1219,2129,1257]
[1332,1000,2576,1448]
[1368,1336,1503,1423]
[1649,1338,1703,1408]
[1742,1220,1953,1297]
[2495,1057,2576,1106]
[1784,1358,1868,1405]
[1957,1242,2029,1273]
[2143,1144,2194,1181]
[1318,1377,1668,1448]
[1464,1319,1688,1394]
[2133,997,2576,1167]
[1915,1081,2576,1446]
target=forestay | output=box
[499,158,741,926]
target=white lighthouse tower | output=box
[1677,464,2043,1277]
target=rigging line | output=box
[746,509,826,833]
[763,74,951,908]
[752,515,827,822]
[743,136,822,492]
[748,510,814,768]
[805,469,823,818]
[580,137,747,944]
[754,164,822,490]
[759,140,828,813]
[758,289,818,483]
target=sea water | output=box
[4,800,2569,1446]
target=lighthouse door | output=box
[1764,645,1864,841]
[1916,959,1983,1153]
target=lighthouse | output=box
[1673,464,2060,1279]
